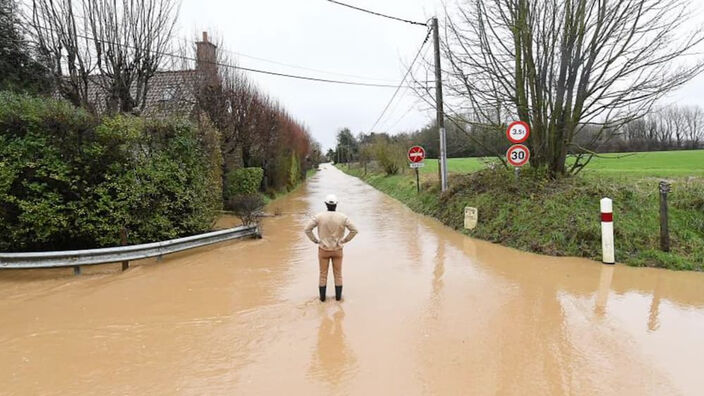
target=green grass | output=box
[421,150,704,178]
[570,150,704,177]
[420,157,487,175]
[261,169,318,204]
[306,167,317,178]
[339,164,704,271]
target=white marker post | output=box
[600,198,615,264]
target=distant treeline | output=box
[332,104,704,164]
[577,105,704,153]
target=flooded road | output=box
[2,164,704,395]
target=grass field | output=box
[419,150,704,178]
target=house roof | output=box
[86,69,200,118]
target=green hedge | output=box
[0,92,221,252]
[224,167,264,199]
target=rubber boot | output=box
[335,286,343,301]
[319,286,327,302]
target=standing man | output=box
[304,194,358,302]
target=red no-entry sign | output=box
[408,146,426,163]
[506,144,530,167]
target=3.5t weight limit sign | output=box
[506,144,530,167]
[506,121,530,144]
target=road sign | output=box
[410,162,425,168]
[464,207,478,230]
[506,144,530,167]
[408,146,426,163]
[506,121,530,144]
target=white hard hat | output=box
[324,194,338,205]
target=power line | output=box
[384,97,424,132]
[376,43,434,132]
[198,57,407,88]
[325,0,428,27]
[25,24,417,89]
[369,28,432,132]
[218,47,399,83]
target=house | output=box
[85,32,219,119]
[79,32,246,171]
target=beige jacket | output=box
[304,211,358,251]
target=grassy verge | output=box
[339,165,704,271]
[306,167,319,179]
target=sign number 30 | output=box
[506,144,530,167]
[511,150,526,161]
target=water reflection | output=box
[431,236,445,315]
[308,305,356,387]
[648,276,662,332]
[595,264,615,316]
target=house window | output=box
[161,88,176,102]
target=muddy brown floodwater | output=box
[2,164,704,395]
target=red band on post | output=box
[601,212,613,222]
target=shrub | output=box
[371,139,405,175]
[224,167,264,199]
[288,153,300,190]
[226,193,264,225]
[0,91,221,251]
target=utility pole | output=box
[432,17,448,192]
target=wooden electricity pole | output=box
[432,17,448,192]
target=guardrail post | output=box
[120,228,129,271]
[73,266,81,275]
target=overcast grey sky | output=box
[176,0,704,150]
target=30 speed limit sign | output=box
[506,144,530,167]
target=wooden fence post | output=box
[659,181,671,252]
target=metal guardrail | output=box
[0,225,260,271]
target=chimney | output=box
[196,31,217,80]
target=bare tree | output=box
[178,33,314,192]
[32,0,95,109]
[443,0,704,177]
[84,0,178,113]
[658,107,675,148]
[31,0,178,113]
[612,104,704,150]
[682,106,704,149]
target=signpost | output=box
[408,146,426,193]
[505,122,531,176]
